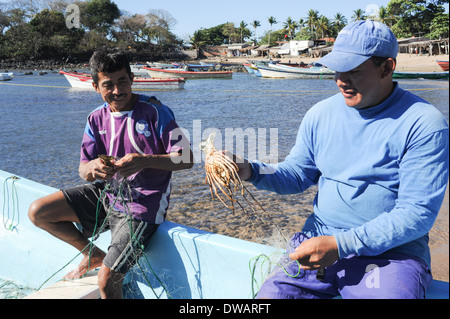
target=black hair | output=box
[371,56,397,68]
[89,50,132,85]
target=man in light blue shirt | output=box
[237,21,449,298]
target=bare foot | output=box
[63,246,106,280]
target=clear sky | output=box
[112,0,395,41]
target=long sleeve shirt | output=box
[248,83,449,268]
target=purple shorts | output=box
[256,232,432,299]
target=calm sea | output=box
[0,70,448,297]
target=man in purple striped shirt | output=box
[28,50,193,298]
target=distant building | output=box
[277,40,314,56]
[398,37,449,55]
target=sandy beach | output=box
[183,52,450,283]
[430,183,449,282]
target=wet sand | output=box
[429,183,449,282]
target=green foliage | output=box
[192,22,251,45]
[0,0,181,61]
[83,0,121,33]
[429,12,449,39]
[387,0,448,38]
[192,1,448,46]
[0,0,448,61]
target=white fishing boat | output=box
[0,72,13,81]
[60,70,185,90]
[151,62,179,69]
[130,64,150,77]
[144,66,233,79]
[1,169,448,299]
[256,63,335,79]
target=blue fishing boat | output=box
[243,63,255,74]
[1,169,448,299]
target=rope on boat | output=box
[2,175,20,232]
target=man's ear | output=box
[382,58,396,79]
[92,82,100,93]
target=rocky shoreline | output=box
[0,58,246,73]
[0,58,87,72]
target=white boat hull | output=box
[257,65,335,79]
[61,71,185,90]
[0,72,14,81]
[144,67,233,79]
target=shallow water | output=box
[0,71,448,247]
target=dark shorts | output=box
[256,232,433,299]
[62,182,158,274]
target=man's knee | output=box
[28,197,47,227]
[28,191,77,227]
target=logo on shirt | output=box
[136,119,151,137]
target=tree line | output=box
[190,0,449,49]
[0,0,448,62]
[0,0,182,62]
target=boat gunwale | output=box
[143,66,232,75]
[60,70,186,85]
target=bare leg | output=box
[28,191,106,279]
[98,264,124,299]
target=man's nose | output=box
[112,83,120,94]
[335,71,350,84]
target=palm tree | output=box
[317,16,330,39]
[268,16,277,45]
[298,18,305,32]
[239,20,247,43]
[190,30,207,58]
[307,9,319,40]
[332,12,347,36]
[283,16,298,40]
[251,20,261,43]
[352,9,366,22]
[378,6,388,24]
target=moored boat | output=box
[60,70,185,90]
[143,66,233,79]
[242,63,255,74]
[150,62,179,69]
[130,64,150,77]
[1,169,448,299]
[436,60,449,71]
[257,63,335,79]
[393,71,449,79]
[0,72,13,81]
[188,63,215,70]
